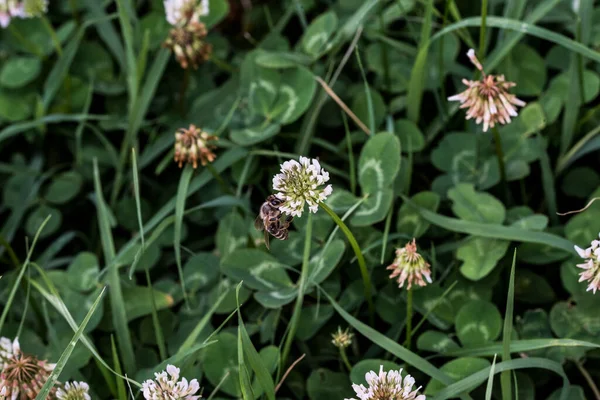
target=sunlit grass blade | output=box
[236,283,276,400]
[485,354,498,400]
[34,287,106,400]
[439,338,600,358]
[174,165,194,306]
[403,197,573,252]
[93,159,136,372]
[406,0,433,122]
[501,250,517,400]
[0,214,51,335]
[432,358,569,400]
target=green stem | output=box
[479,0,488,63]
[405,288,413,350]
[41,16,63,56]
[179,68,190,116]
[492,127,509,201]
[205,163,234,195]
[280,213,313,371]
[319,202,375,326]
[68,0,81,25]
[340,347,352,371]
[210,55,236,73]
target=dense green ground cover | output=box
[1,0,600,399]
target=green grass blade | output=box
[82,0,125,69]
[0,214,51,335]
[236,283,276,400]
[145,269,167,361]
[131,148,145,248]
[536,136,558,225]
[432,358,569,400]
[406,0,434,122]
[93,159,136,373]
[174,164,194,306]
[34,287,106,400]
[355,46,375,133]
[501,251,517,400]
[111,335,128,400]
[403,197,573,252]
[42,30,83,109]
[342,113,357,195]
[115,0,138,104]
[485,354,498,400]
[319,202,375,324]
[440,338,600,358]
[237,285,255,400]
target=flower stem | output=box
[575,360,600,400]
[479,0,488,64]
[280,213,312,371]
[319,202,375,326]
[492,126,509,202]
[179,68,190,115]
[339,347,352,371]
[404,288,413,350]
[205,163,234,195]
[41,16,63,56]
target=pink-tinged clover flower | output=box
[141,364,201,400]
[574,233,600,294]
[345,365,426,400]
[448,49,526,132]
[387,239,432,290]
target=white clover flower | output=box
[387,239,432,290]
[0,386,7,400]
[142,364,201,400]
[164,0,208,26]
[0,0,25,28]
[22,0,47,17]
[57,381,91,400]
[448,49,525,132]
[345,365,426,400]
[272,156,333,217]
[0,337,20,367]
[574,233,600,294]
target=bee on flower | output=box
[387,239,432,290]
[174,124,218,169]
[448,49,525,132]
[141,364,201,400]
[574,233,600,294]
[272,156,333,218]
[163,0,212,69]
[345,365,426,400]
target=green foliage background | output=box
[1,0,600,399]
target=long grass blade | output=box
[440,338,600,358]
[111,335,127,400]
[501,251,517,400]
[34,287,106,400]
[174,165,194,306]
[485,355,498,400]
[93,159,136,372]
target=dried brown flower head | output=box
[448,49,526,132]
[0,338,56,400]
[163,21,212,69]
[387,239,432,290]
[174,124,218,168]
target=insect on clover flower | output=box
[56,381,91,400]
[345,365,426,400]
[141,364,201,400]
[331,327,353,349]
[574,233,600,294]
[174,124,218,169]
[272,156,333,218]
[387,239,432,290]
[448,48,526,132]
[0,337,57,400]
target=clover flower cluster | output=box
[448,49,525,132]
[345,365,426,400]
[0,0,48,28]
[574,233,600,294]
[387,239,432,290]
[272,156,333,218]
[56,381,91,400]
[163,0,212,68]
[331,327,353,349]
[141,364,201,400]
[174,124,218,168]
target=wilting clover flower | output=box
[272,157,333,218]
[0,337,57,400]
[56,381,91,400]
[574,233,600,294]
[141,364,201,400]
[345,365,425,400]
[387,239,432,290]
[174,124,218,169]
[448,49,525,132]
[331,327,353,349]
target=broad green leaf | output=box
[448,183,506,224]
[25,205,62,239]
[230,123,281,146]
[417,331,461,353]
[350,360,402,385]
[123,286,174,321]
[183,252,220,292]
[306,368,353,400]
[498,44,546,96]
[44,171,83,204]
[255,51,314,68]
[216,211,249,257]
[456,301,503,346]
[203,332,240,397]
[307,239,346,285]
[0,57,42,88]
[296,305,334,340]
[358,132,401,193]
[221,249,293,291]
[457,237,510,280]
[269,65,317,124]
[425,357,491,396]
[351,87,386,131]
[300,11,338,57]
[350,188,393,226]
[67,252,100,292]
[394,119,425,152]
[396,191,440,238]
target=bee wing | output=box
[264,230,270,250]
[254,215,265,231]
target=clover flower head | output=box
[387,239,432,290]
[22,0,47,17]
[0,0,28,28]
[331,327,353,349]
[0,337,20,366]
[174,124,218,168]
[0,337,57,400]
[345,365,426,400]
[163,20,212,69]
[272,156,333,218]
[164,0,208,26]
[574,233,600,294]
[448,48,526,132]
[141,364,201,400]
[57,381,91,400]
[0,386,6,400]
